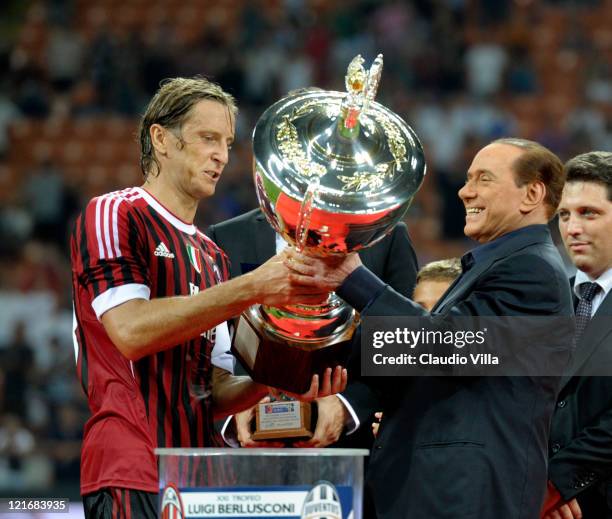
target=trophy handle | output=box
[295,178,319,252]
[363,53,384,111]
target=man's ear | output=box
[150,124,168,157]
[520,180,546,214]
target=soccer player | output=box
[71,77,344,518]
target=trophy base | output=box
[231,313,354,394]
[251,400,315,441]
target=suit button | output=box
[557,400,566,408]
[375,445,383,450]
[551,443,561,453]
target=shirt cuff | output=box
[336,266,387,312]
[220,416,239,448]
[91,283,151,320]
[336,394,359,435]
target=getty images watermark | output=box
[360,316,593,376]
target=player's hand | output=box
[294,395,347,447]
[542,498,582,519]
[235,397,284,448]
[250,251,328,306]
[284,248,362,292]
[372,411,383,438]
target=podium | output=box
[156,448,368,519]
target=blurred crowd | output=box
[0,0,610,499]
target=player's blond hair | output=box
[139,77,237,179]
[416,258,462,284]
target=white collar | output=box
[574,267,612,299]
[134,187,196,235]
[275,232,288,254]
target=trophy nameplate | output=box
[251,400,314,441]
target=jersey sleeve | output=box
[72,194,151,319]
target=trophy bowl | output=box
[232,54,426,395]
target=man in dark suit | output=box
[542,151,612,519]
[207,207,418,447]
[288,138,574,518]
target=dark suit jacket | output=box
[341,225,574,519]
[549,279,612,516]
[206,208,418,447]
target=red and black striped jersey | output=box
[71,186,230,495]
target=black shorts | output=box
[83,487,158,519]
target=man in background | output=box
[411,257,462,312]
[543,151,612,519]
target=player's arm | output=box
[101,253,326,361]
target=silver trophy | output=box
[232,54,426,395]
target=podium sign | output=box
[156,448,368,519]
[163,485,352,518]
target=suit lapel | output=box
[254,212,277,264]
[433,255,497,314]
[432,226,553,315]
[561,291,612,385]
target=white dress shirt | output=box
[573,267,612,317]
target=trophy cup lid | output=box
[253,53,426,254]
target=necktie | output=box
[574,282,601,345]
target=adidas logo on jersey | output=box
[154,242,175,258]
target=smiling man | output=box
[71,77,343,519]
[543,151,612,519]
[286,138,574,518]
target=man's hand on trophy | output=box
[284,249,363,292]
[249,252,329,306]
[293,395,348,448]
[272,367,348,402]
[235,397,284,448]
[372,411,383,438]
